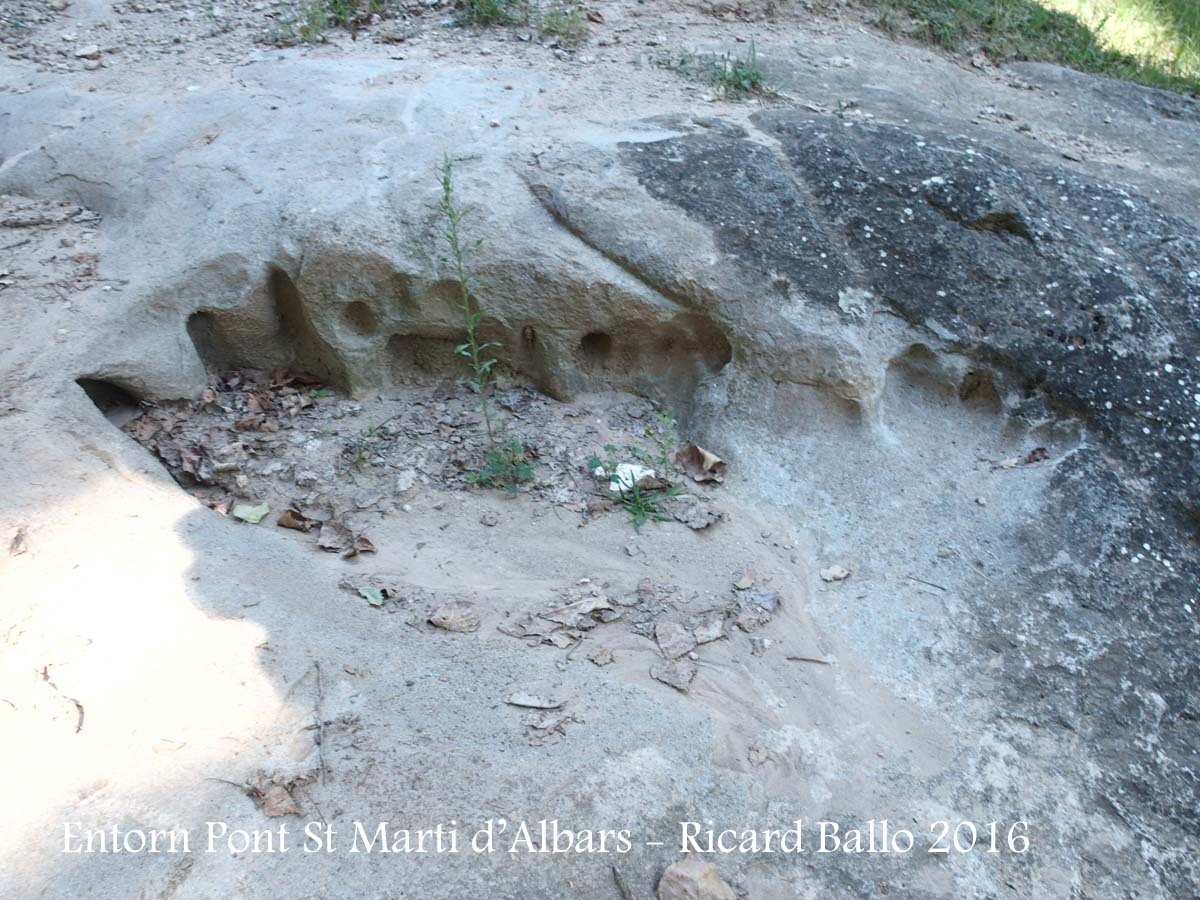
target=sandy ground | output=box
[0,217,915,897]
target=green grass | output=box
[458,0,533,27]
[539,2,588,44]
[615,480,679,532]
[876,0,1199,94]
[455,0,585,40]
[272,0,398,44]
[671,41,778,100]
[588,427,684,531]
[465,437,534,493]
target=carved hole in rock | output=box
[883,344,1007,432]
[965,210,1035,243]
[186,311,227,370]
[957,369,1003,415]
[341,301,378,338]
[573,317,731,406]
[385,332,517,387]
[77,378,141,426]
[579,331,613,365]
[270,267,350,389]
[696,316,729,374]
[184,268,349,389]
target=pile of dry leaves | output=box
[123,368,377,557]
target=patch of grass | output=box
[672,42,778,100]
[875,0,1199,94]
[467,437,534,493]
[271,3,328,44]
[617,480,679,532]
[1048,0,1199,82]
[457,0,586,42]
[539,1,588,44]
[458,0,533,27]
[272,0,399,45]
[589,437,683,532]
[437,155,533,493]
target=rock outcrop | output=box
[2,25,1199,899]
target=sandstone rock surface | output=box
[2,6,1199,899]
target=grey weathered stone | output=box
[657,856,736,900]
[655,619,697,659]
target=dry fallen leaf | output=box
[541,596,612,628]
[359,585,386,606]
[317,522,376,558]
[232,501,270,524]
[277,507,317,532]
[260,783,301,817]
[521,708,577,745]
[429,600,480,633]
[343,534,376,559]
[692,613,725,645]
[734,587,781,633]
[655,620,696,659]
[497,614,561,639]
[674,444,727,483]
[318,522,351,550]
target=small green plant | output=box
[706,42,772,99]
[458,0,531,27]
[619,480,678,532]
[667,42,775,99]
[538,2,587,44]
[438,155,533,492]
[588,440,681,532]
[273,1,331,43]
[272,0,399,44]
[630,410,677,472]
[343,417,395,472]
[588,444,622,481]
[346,435,372,470]
[308,388,332,399]
[467,437,534,493]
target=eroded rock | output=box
[657,857,736,900]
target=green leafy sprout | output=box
[437,155,533,493]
